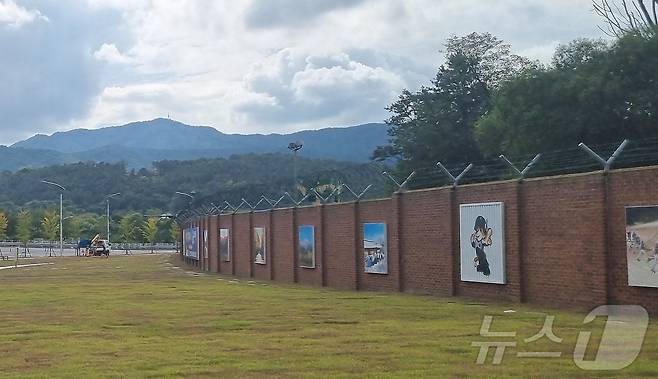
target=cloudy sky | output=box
[0,0,604,144]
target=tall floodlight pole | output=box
[105,193,121,248]
[41,180,66,256]
[288,141,303,199]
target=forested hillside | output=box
[0,153,386,215]
[0,153,386,242]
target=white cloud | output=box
[94,43,132,64]
[0,0,48,28]
[236,49,405,130]
[2,0,608,143]
[244,0,367,29]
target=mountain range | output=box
[2,118,389,171]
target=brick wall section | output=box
[199,219,206,271]
[233,213,251,278]
[358,199,399,292]
[218,215,233,275]
[296,206,323,286]
[324,203,357,289]
[523,174,607,310]
[196,220,201,268]
[205,218,211,271]
[607,167,658,314]
[195,220,201,270]
[400,188,454,296]
[272,209,295,283]
[208,216,218,273]
[180,166,658,314]
[454,181,521,302]
[252,212,270,281]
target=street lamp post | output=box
[105,193,121,249]
[175,191,195,204]
[41,180,66,256]
[175,191,195,256]
[287,141,303,199]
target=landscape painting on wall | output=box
[298,225,315,268]
[363,223,387,274]
[254,227,267,265]
[184,227,199,260]
[459,202,506,284]
[219,228,230,262]
[626,206,658,288]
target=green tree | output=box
[169,222,180,251]
[298,178,345,204]
[552,39,608,70]
[373,33,534,182]
[118,213,142,243]
[16,209,32,250]
[41,209,59,250]
[476,33,658,157]
[0,212,8,240]
[75,213,104,240]
[65,216,83,241]
[142,217,159,253]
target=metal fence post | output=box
[382,171,416,192]
[436,162,474,187]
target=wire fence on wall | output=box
[175,137,658,224]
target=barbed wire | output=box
[176,137,658,224]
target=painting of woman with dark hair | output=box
[471,216,492,276]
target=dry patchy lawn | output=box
[0,255,655,378]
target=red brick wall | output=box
[324,203,357,289]
[523,174,607,310]
[180,166,658,314]
[358,199,399,292]
[233,213,251,278]
[272,209,294,283]
[208,216,218,273]
[399,188,453,296]
[607,167,658,314]
[199,219,207,271]
[296,206,323,287]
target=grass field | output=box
[0,255,656,378]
